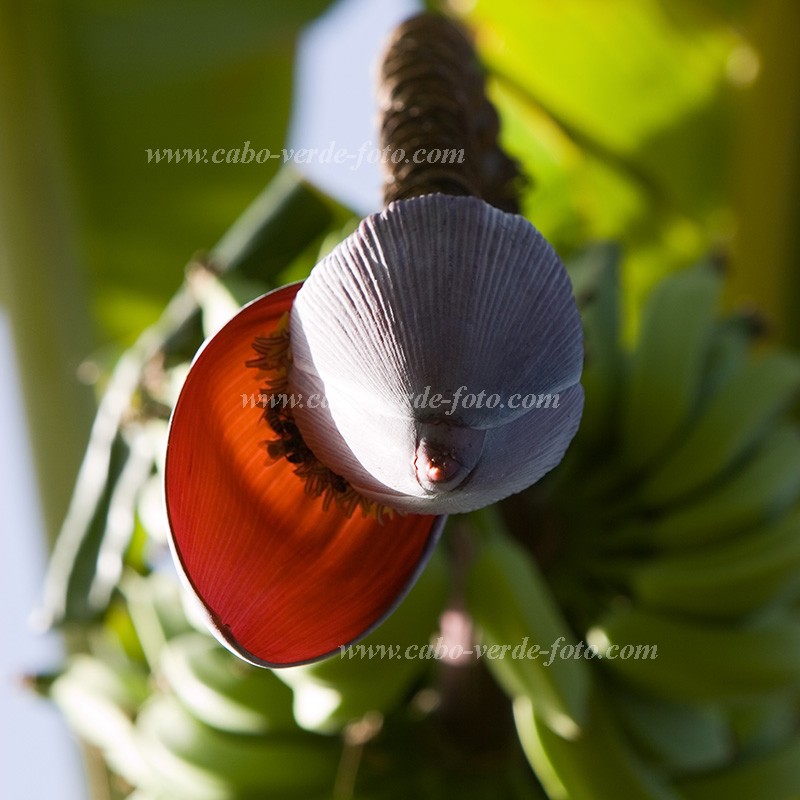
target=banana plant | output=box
[18,3,800,800]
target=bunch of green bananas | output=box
[468,245,800,799]
[46,563,541,798]
[46,560,505,799]
[46,572,342,800]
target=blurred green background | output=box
[2,0,800,798]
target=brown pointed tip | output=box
[423,454,460,485]
[415,434,479,494]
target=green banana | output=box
[700,311,761,399]
[620,265,721,472]
[568,243,622,451]
[613,688,732,776]
[629,511,800,619]
[121,570,194,669]
[466,508,590,739]
[630,424,800,550]
[158,631,297,735]
[188,263,245,340]
[49,654,151,787]
[134,692,339,800]
[123,792,161,800]
[676,730,800,800]
[275,547,448,734]
[589,606,800,702]
[726,692,799,761]
[514,690,679,799]
[635,351,800,507]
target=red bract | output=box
[165,283,444,667]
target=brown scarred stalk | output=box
[377,13,523,212]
